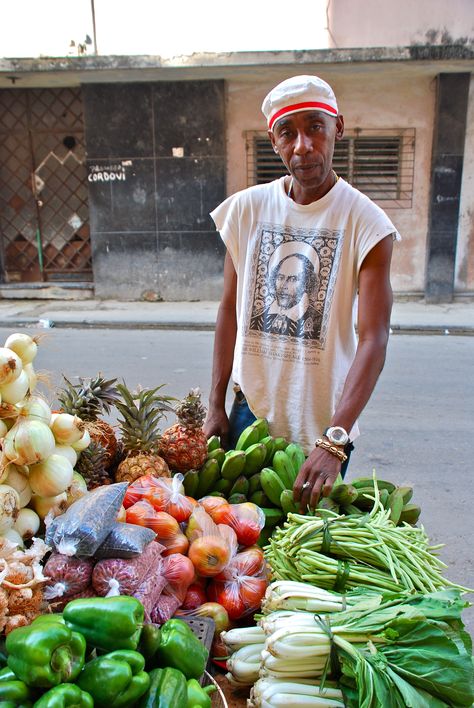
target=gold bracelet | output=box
[315,438,348,463]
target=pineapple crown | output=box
[175,387,206,430]
[115,382,176,453]
[58,374,121,421]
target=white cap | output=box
[262,75,338,131]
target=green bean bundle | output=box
[265,489,471,594]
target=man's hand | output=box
[293,447,341,511]
[204,407,230,450]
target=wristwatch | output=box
[324,426,349,447]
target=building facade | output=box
[0,43,473,302]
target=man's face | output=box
[270,110,344,200]
[274,257,306,309]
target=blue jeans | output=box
[227,390,354,477]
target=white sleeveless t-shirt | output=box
[211,177,400,454]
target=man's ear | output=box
[268,130,279,153]
[335,115,345,141]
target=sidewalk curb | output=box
[0,318,473,335]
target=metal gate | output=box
[0,87,92,282]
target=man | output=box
[204,75,400,510]
[250,253,322,338]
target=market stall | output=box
[0,332,472,707]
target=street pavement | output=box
[0,298,473,333]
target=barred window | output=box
[246,128,415,208]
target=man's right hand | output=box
[204,407,230,450]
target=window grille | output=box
[246,128,415,208]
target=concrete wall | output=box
[83,80,226,301]
[224,69,438,295]
[328,0,474,48]
[456,74,474,292]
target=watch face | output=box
[327,426,349,445]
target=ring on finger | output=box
[302,482,312,490]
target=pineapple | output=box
[58,374,120,471]
[75,440,110,489]
[114,383,175,483]
[159,388,208,473]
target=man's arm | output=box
[203,251,238,449]
[294,234,395,510]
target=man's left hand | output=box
[293,447,342,511]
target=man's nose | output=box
[294,131,313,154]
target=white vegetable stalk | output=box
[0,368,30,404]
[28,454,74,497]
[71,428,90,452]
[4,333,38,365]
[50,413,85,445]
[0,347,23,385]
[13,507,41,539]
[250,678,344,708]
[226,643,263,685]
[261,581,347,614]
[221,626,266,653]
[4,419,56,465]
[0,484,20,533]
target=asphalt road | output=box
[1,327,473,632]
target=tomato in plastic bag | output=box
[146,473,195,523]
[123,475,167,509]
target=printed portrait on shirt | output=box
[246,223,342,350]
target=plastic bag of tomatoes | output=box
[207,545,269,620]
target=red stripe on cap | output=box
[269,101,338,130]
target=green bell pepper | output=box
[32,684,93,708]
[186,678,216,708]
[63,595,144,652]
[138,668,187,708]
[0,679,32,705]
[154,619,208,680]
[0,669,17,683]
[138,624,161,666]
[6,623,86,689]
[76,649,149,707]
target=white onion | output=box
[4,333,38,365]
[4,419,56,465]
[65,471,88,508]
[17,395,52,425]
[50,413,84,445]
[24,363,37,392]
[0,347,23,385]
[0,484,20,532]
[13,507,41,539]
[0,369,30,404]
[0,419,8,438]
[71,428,91,452]
[0,461,29,484]
[30,492,67,520]
[28,454,74,497]
[2,527,24,548]
[53,444,78,467]
[4,466,31,507]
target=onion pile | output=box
[0,333,90,544]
